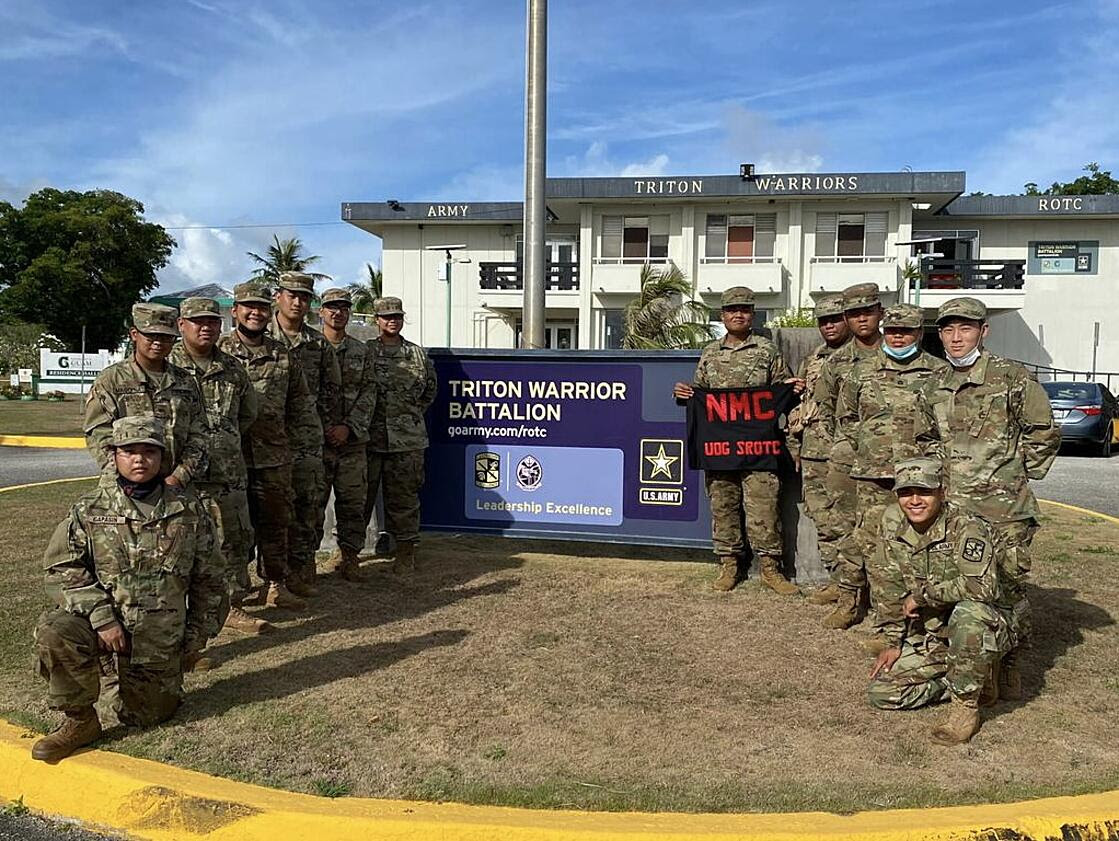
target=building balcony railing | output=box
[479,261,579,291]
[917,258,1026,290]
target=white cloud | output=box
[560,142,671,177]
[722,106,825,174]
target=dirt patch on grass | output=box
[0,399,84,436]
[2,482,1117,813]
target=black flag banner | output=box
[686,384,798,472]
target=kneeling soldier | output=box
[31,416,224,762]
[867,458,1013,746]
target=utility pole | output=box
[521,0,547,349]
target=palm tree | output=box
[347,264,382,312]
[246,235,331,282]
[622,264,713,349]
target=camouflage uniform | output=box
[318,289,378,554]
[364,298,438,548]
[170,298,258,604]
[867,459,1013,712]
[34,417,224,727]
[925,298,1059,642]
[219,284,319,591]
[835,306,946,620]
[692,292,792,568]
[810,285,884,592]
[788,293,848,573]
[268,272,342,582]
[84,303,208,485]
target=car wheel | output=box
[1100,423,1114,458]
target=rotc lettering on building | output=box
[1037,197,1083,212]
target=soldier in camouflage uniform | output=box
[811,284,884,622]
[268,271,342,594]
[830,303,947,633]
[219,281,320,611]
[317,288,378,582]
[926,297,1059,698]
[84,303,208,488]
[786,292,850,604]
[363,296,437,575]
[31,416,224,762]
[673,286,799,595]
[171,297,270,637]
[867,458,1013,746]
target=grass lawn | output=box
[2,481,1117,813]
[0,399,84,437]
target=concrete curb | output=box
[2,723,1118,840]
[0,476,95,494]
[0,435,86,448]
[1039,497,1119,527]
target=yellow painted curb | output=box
[0,434,87,448]
[0,476,95,494]
[1,722,1118,840]
[1039,497,1119,527]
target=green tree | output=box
[0,319,65,375]
[0,189,175,350]
[1024,162,1119,195]
[622,264,713,350]
[346,263,382,312]
[246,234,330,282]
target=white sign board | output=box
[38,349,113,394]
[18,368,32,383]
[9,374,18,387]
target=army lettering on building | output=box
[686,385,797,472]
[427,204,470,217]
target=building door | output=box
[514,320,578,349]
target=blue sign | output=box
[421,350,711,547]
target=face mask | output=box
[117,474,161,500]
[882,342,920,361]
[237,322,266,339]
[946,346,982,368]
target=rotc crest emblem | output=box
[474,452,501,489]
[961,538,986,562]
[515,455,543,491]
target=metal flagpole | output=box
[521,0,547,349]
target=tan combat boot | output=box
[266,582,307,611]
[390,541,417,577]
[224,605,274,635]
[822,587,862,629]
[284,574,316,599]
[806,582,840,605]
[31,707,102,762]
[999,649,1023,701]
[930,698,981,746]
[333,547,368,583]
[759,555,799,596]
[712,556,739,591]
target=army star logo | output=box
[961,538,986,562]
[644,444,678,480]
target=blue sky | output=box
[2,0,1117,292]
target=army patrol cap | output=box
[320,288,353,308]
[720,286,755,308]
[841,282,881,311]
[813,293,845,319]
[276,271,317,297]
[132,303,179,336]
[936,296,987,324]
[894,457,943,490]
[233,281,273,305]
[374,296,405,316]
[179,297,222,320]
[109,415,167,450]
[881,303,924,329]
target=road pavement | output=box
[1033,447,1119,519]
[0,447,96,489]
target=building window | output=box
[815,212,888,261]
[704,213,776,262]
[603,308,626,349]
[600,215,668,263]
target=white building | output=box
[342,171,1119,375]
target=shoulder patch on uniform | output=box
[87,515,127,525]
[961,538,986,562]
